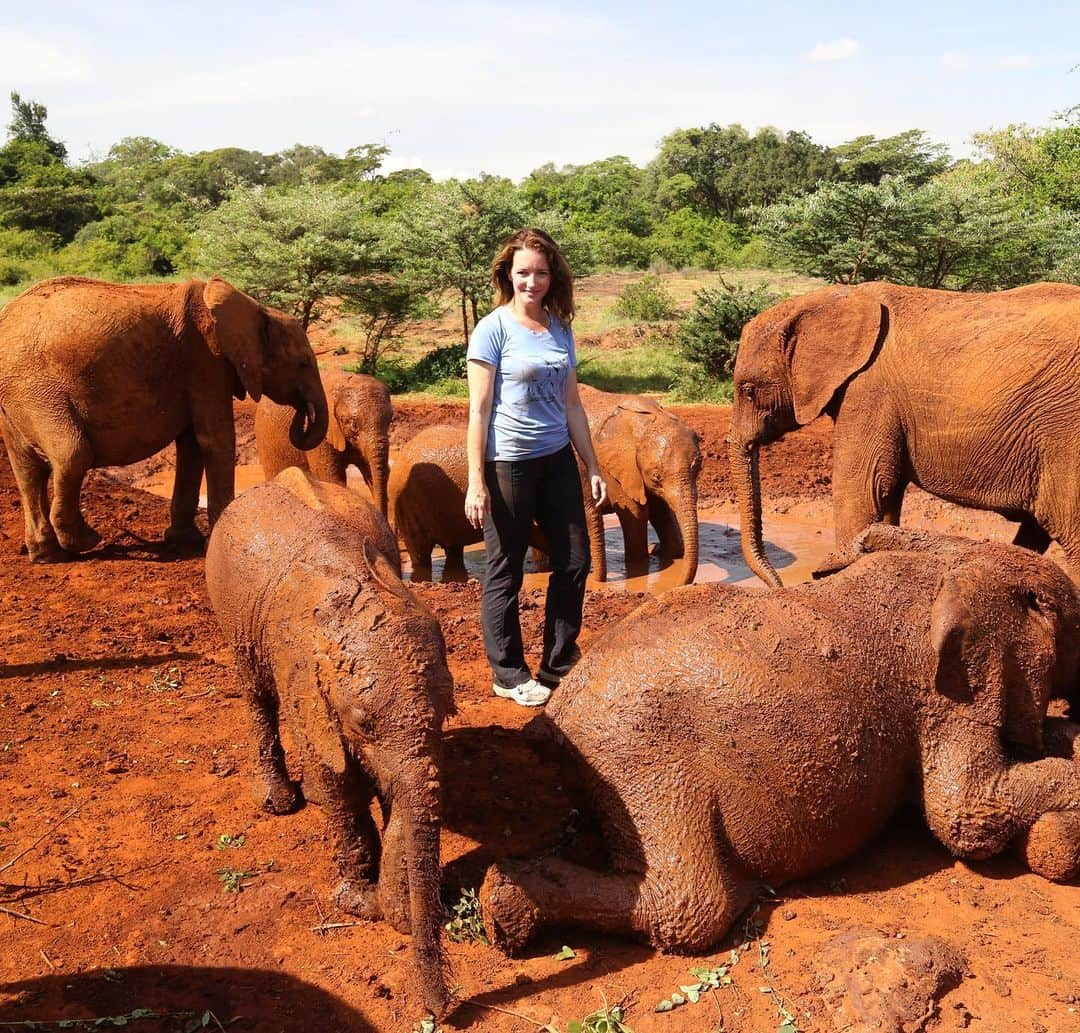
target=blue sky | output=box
[3,1,1076,179]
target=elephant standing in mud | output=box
[729,281,1080,587]
[205,468,452,1017]
[481,527,1080,955]
[0,276,328,561]
[575,385,701,584]
[255,369,392,516]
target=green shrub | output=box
[677,278,781,381]
[407,342,467,385]
[613,274,677,322]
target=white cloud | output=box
[807,38,860,63]
[0,28,93,84]
[941,52,972,71]
[996,54,1034,69]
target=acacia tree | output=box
[195,180,388,328]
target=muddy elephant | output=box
[480,526,1080,955]
[0,276,328,562]
[388,424,479,582]
[729,281,1080,587]
[205,468,452,1016]
[255,368,392,516]
[576,384,701,584]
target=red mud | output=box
[1,402,1077,1033]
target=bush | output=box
[407,342,467,385]
[677,279,781,381]
[358,342,469,395]
[613,275,677,322]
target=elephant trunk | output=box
[400,759,450,1017]
[583,487,607,583]
[672,477,699,586]
[728,435,783,588]
[289,385,329,451]
[370,443,390,518]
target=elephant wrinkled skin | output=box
[205,468,452,1016]
[481,527,1080,956]
[729,281,1080,586]
[0,276,328,561]
[256,368,392,516]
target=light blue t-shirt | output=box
[467,306,577,461]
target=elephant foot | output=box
[257,777,302,816]
[27,539,75,564]
[333,878,383,920]
[1016,810,1080,882]
[164,525,206,549]
[479,862,542,955]
[55,523,101,554]
[409,564,433,583]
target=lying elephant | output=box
[480,526,1080,955]
[0,276,328,561]
[729,281,1080,586]
[205,468,452,1017]
[255,369,392,516]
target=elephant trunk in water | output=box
[728,434,783,588]
[288,385,329,451]
[672,476,699,586]
[401,758,450,1017]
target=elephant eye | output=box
[740,383,755,400]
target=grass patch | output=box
[576,336,688,396]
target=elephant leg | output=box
[442,545,468,583]
[311,757,383,921]
[194,418,236,528]
[831,428,905,552]
[0,415,67,562]
[481,814,756,955]
[165,426,205,546]
[1012,515,1052,553]
[45,420,100,554]
[235,649,301,816]
[407,539,434,583]
[619,510,649,579]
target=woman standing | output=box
[465,228,607,707]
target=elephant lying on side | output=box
[255,369,392,516]
[481,527,1080,955]
[729,281,1080,586]
[205,468,452,1017]
[0,276,328,561]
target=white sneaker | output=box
[492,678,551,707]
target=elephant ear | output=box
[203,277,265,402]
[596,410,649,506]
[788,287,883,425]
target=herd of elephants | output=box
[0,274,1078,1018]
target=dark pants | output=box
[482,444,590,688]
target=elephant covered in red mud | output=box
[481,527,1080,955]
[206,468,452,1017]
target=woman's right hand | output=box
[465,481,490,531]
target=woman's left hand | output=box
[588,469,607,506]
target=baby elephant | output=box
[481,526,1080,955]
[205,467,453,1016]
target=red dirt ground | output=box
[1,402,1077,1033]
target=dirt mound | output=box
[1,406,1077,1033]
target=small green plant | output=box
[613,275,677,322]
[214,832,246,850]
[216,866,257,893]
[444,887,488,944]
[554,945,576,961]
[655,958,736,1013]
[567,1000,631,1033]
[412,1018,442,1033]
[0,1009,223,1030]
[146,666,182,692]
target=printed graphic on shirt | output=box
[518,358,569,407]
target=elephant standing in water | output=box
[481,528,1080,955]
[729,282,1080,586]
[206,468,452,1017]
[256,369,392,516]
[0,276,328,561]
[576,384,701,584]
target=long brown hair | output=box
[490,228,575,325]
